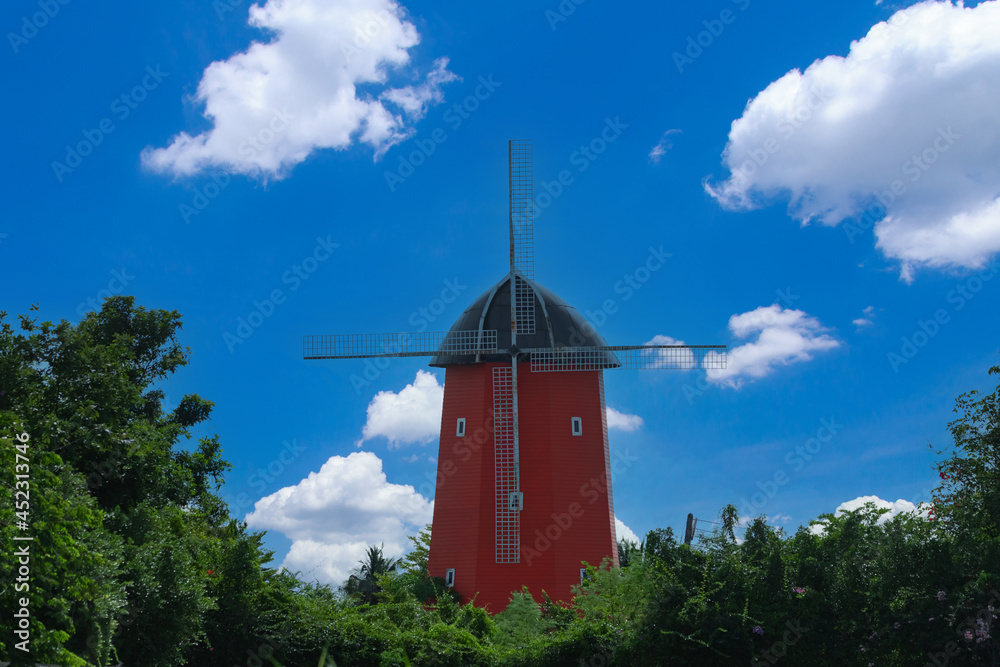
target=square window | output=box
[445,568,456,587]
[456,418,466,437]
[571,417,582,436]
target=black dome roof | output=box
[429,275,617,367]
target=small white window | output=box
[445,568,456,587]
[571,417,582,436]
[580,568,589,584]
[456,418,466,437]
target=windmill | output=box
[304,140,726,610]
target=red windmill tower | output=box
[304,140,726,611]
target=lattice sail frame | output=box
[509,140,534,281]
[514,275,535,336]
[509,140,536,336]
[303,338,728,370]
[303,330,498,359]
[526,345,727,372]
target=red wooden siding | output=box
[427,362,618,612]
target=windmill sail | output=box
[303,330,498,360]
[509,139,536,335]
[526,344,727,372]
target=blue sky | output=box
[3,0,999,583]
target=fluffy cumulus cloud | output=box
[357,370,444,449]
[705,305,839,388]
[705,1,1000,281]
[246,451,432,585]
[809,495,930,535]
[606,407,644,432]
[142,0,457,178]
[615,517,640,544]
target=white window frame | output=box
[580,568,589,584]
[445,568,456,588]
[571,416,583,436]
[456,418,466,437]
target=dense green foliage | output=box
[343,545,400,605]
[1,300,998,666]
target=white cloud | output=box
[644,334,696,368]
[705,1,1000,281]
[357,370,444,449]
[606,407,644,432]
[648,129,681,163]
[835,495,929,521]
[615,517,640,544]
[705,305,839,388]
[853,305,877,328]
[808,494,930,535]
[142,0,457,179]
[245,450,432,585]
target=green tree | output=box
[494,587,548,646]
[381,525,456,605]
[345,544,399,605]
[616,538,641,567]
[0,414,124,666]
[0,299,282,666]
[932,365,1000,536]
[398,525,431,577]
